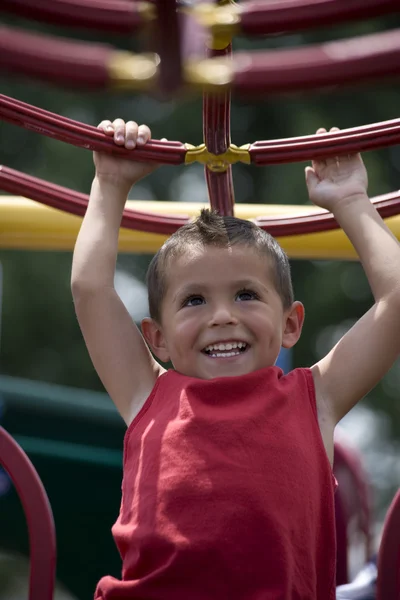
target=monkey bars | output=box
[2,0,399,36]
[0,0,400,237]
[2,25,400,95]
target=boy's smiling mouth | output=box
[202,341,249,358]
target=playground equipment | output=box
[1,0,400,252]
[1,1,400,598]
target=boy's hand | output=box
[305,127,368,213]
[94,119,158,188]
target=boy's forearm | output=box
[333,194,400,301]
[71,177,131,290]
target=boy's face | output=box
[143,245,304,380]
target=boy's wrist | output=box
[93,174,133,196]
[331,192,370,217]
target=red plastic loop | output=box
[2,164,400,239]
[233,30,400,95]
[0,26,113,89]
[250,120,400,166]
[0,426,56,600]
[0,0,149,34]
[0,165,190,235]
[0,94,187,166]
[240,0,400,36]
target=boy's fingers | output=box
[98,120,114,134]
[137,124,152,145]
[112,118,126,144]
[125,121,139,148]
[305,166,319,192]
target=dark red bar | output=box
[254,190,400,237]
[2,164,400,239]
[203,44,234,215]
[0,426,56,600]
[0,95,187,166]
[0,0,150,34]
[0,26,115,89]
[249,120,400,165]
[155,0,182,95]
[240,0,400,36]
[233,29,400,95]
[0,166,190,235]
[205,168,236,216]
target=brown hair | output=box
[146,209,294,323]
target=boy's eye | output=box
[236,289,258,302]
[184,295,205,307]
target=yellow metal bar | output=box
[2,197,400,260]
[185,143,251,171]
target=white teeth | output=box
[204,341,247,353]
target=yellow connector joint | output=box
[108,51,159,91]
[185,143,251,172]
[191,1,241,50]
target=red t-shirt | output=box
[95,366,336,599]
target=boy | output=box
[71,118,400,599]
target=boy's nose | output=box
[209,304,238,326]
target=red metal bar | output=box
[0,26,117,90]
[239,0,400,36]
[2,164,400,239]
[0,166,190,235]
[205,168,235,216]
[155,0,182,95]
[0,94,187,166]
[203,43,234,216]
[203,46,231,155]
[254,190,400,237]
[0,426,56,600]
[249,120,400,166]
[0,0,150,34]
[232,29,400,95]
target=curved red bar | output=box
[0,95,187,166]
[0,26,115,89]
[240,0,400,36]
[233,29,400,95]
[0,165,190,235]
[0,0,148,34]
[0,426,56,600]
[203,44,234,215]
[255,190,400,237]
[2,164,400,239]
[249,120,400,165]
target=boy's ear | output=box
[282,301,305,349]
[141,318,170,363]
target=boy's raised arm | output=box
[71,119,164,426]
[308,128,400,425]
